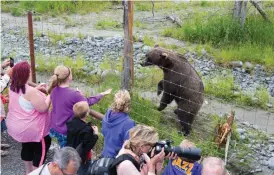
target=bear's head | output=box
[141,45,173,69]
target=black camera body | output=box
[154,140,201,161]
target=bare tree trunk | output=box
[240,1,248,27]
[250,0,271,23]
[233,0,248,27]
[233,1,242,19]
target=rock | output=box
[231,61,243,68]
[236,128,245,135]
[240,135,246,140]
[268,157,274,170]
[267,103,273,108]
[201,48,207,55]
[134,43,143,50]
[269,145,274,152]
[142,46,151,53]
[242,122,250,127]
[244,62,254,70]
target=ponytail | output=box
[47,74,58,94]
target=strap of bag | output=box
[38,163,48,175]
[110,154,140,172]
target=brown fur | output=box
[141,46,204,135]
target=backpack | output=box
[88,154,140,175]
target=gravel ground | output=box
[1,132,54,175]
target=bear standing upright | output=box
[141,45,204,136]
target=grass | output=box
[95,19,121,30]
[33,55,260,172]
[1,1,113,16]
[134,20,147,29]
[203,72,272,110]
[46,32,73,45]
[162,13,274,71]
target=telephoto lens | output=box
[154,140,201,161]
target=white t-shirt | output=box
[28,163,51,175]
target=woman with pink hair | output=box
[6,61,51,174]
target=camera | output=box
[153,140,201,161]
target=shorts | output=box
[21,135,51,167]
[1,119,7,132]
[49,128,67,148]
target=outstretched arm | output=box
[89,109,104,121]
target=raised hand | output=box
[1,59,10,69]
[100,89,112,96]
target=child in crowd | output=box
[162,139,202,175]
[0,59,12,156]
[66,101,99,175]
[47,65,111,148]
[101,90,136,158]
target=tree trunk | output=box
[250,0,271,23]
[233,0,248,27]
[240,1,247,27]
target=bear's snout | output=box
[140,58,153,67]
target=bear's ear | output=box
[154,44,159,48]
[160,52,168,59]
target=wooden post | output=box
[28,11,36,83]
[121,0,134,91]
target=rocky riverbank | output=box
[1,27,274,102]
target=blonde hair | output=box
[111,90,131,112]
[124,125,159,154]
[180,139,196,148]
[73,101,89,119]
[48,65,71,94]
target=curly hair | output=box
[111,90,131,112]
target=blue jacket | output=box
[101,109,136,158]
[162,158,202,175]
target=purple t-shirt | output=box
[50,87,102,135]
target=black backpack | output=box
[88,154,140,175]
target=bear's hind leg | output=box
[158,93,174,111]
[177,101,197,136]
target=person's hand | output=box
[36,83,47,92]
[1,59,10,69]
[100,89,112,96]
[91,125,98,135]
[150,148,165,166]
[140,163,149,175]
[165,152,177,160]
[7,67,12,77]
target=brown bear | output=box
[141,45,204,136]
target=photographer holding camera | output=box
[162,139,202,175]
[115,125,176,175]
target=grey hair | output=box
[202,157,228,175]
[53,147,81,170]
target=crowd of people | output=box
[1,60,230,175]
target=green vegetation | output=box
[95,19,121,30]
[162,13,274,71]
[1,1,113,16]
[203,72,272,109]
[134,20,147,29]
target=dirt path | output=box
[140,91,274,135]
